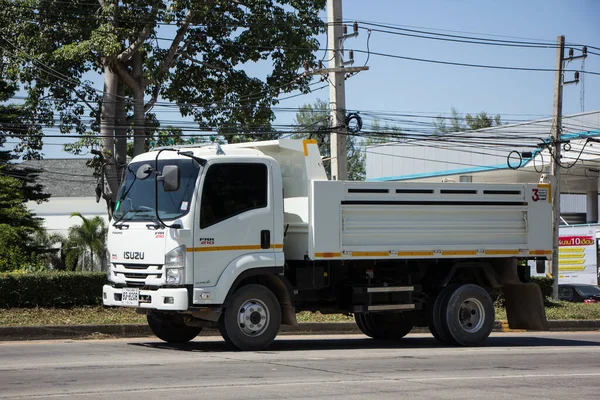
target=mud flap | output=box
[503,283,549,331]
[493,259,549,331]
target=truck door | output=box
[192,160,275,289]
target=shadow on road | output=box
[129,333,600,353]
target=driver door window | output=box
[200,163,268,228]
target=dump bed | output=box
[308,180,552,260]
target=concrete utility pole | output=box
[550,35,564,301]
[327,0,346,181]
[324,0,368,180]
[549,36,586,300]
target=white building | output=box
[366,110,600,224]
[21,158,108,237]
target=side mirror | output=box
[158,165,180,192]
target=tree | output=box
[67,212,108,272]
[434,108,502,134]
[365,117,404,146]
[5,0,327,210]
[293,99,365,181]
[0,62,50,271]
[465,112,502,131]
[30,230,70,271]
[0,173,46,271]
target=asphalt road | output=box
[2,332,600,399]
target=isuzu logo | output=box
[124,251,145,260]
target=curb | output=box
[0,320,599,341]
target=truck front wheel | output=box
[354,312,414,340]
[147,312,202,343]
[220,284,281,351]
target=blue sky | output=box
[32,0,600,158]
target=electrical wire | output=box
[351,49,600,76]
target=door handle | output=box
[260,230,271,249]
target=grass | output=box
[1,302,599,327]
[0,307,353,327]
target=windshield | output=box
[113,159,201,222]
[575,285,600,297]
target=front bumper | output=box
[103,285,189,310]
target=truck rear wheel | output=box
[442,284,495,346]
[220,284,281,351]
[354,312,414,340]
[428,285,459,345]
[147,312,202,343]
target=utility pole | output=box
[550,35,564,301]
[550,36,586,300]
[327,0,346,181]
[321,0,368,180]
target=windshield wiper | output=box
[113,207,163,229]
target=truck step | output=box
[353,285,417,294]
[353,304,417,313]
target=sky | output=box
[20,0,600,159]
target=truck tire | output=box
[221,284,281,351]
[147,312,202,344]
[354,313,375,338]
[354,312,414,340]
[442,284,495,346]
[428,285,459,345]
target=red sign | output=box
[558,236,595,246]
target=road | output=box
[1,332,600,399]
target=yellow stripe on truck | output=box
[187,244,283,252]
[485,250,520,255]
[530,250,552,255]
[314,252,342,258]
[351,251,390,257]
[442,250,478,256]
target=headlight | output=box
[166,268,183,285]
[165,245,186,268]
[165,245,186,285]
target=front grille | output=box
[112,263,164,286]
[123,273,163,279]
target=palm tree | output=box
[68,213,108,272]
[30,230,68,270]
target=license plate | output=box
[121,288,139,306]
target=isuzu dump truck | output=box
[103,139,553,350]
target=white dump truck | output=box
[103,139,553,350]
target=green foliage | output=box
[293,99,366,181]
[67,213,108,272]
[6,0,327,159]
[365,117,403,146]
[0,225,29,272]
[0,272,107,308]
[0,173,48,271]
[434,107,503,134]
[531,276,554,299]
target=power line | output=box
[351,49,600,76]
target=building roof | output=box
[19,158,97,198]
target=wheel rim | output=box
[458,297,485,333]
[237,298,270,337]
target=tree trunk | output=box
[132,52,146,157]
[100,65,120,207]
[115,80,127,180]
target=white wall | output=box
[28,196,109,237]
